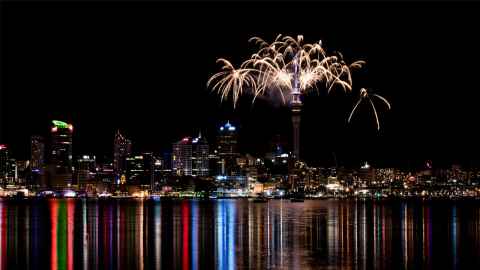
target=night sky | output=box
[2,1,480,168]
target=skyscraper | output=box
[47,120,73,188]
[216,121,239,176]
[30,136,45,189]
[31,135,45,173]
[172,137,192,176]
[6,158,17,185]
[15,160,29,186]
[141,152,154,187]
[192,132,209,177]
[126,155,145,185]
[215,122,247,189]
[113,130,132,180]
[151,155,167,191]
[76,155,96,187]
[0,144,8,186]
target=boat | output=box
[253,196,269,203]
[290,197,304,202]
[290,191,305,202]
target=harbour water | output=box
[0,198,479,269]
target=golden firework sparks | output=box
[208,35,364,107]
[348,88,391,130]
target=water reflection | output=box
[0,199,480,269]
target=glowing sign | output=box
[52,120,69,128]
[63,190,77,198]
[220,121,236,132]
[0,144,6,150]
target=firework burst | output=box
[348,88,391,130]
[207,34,365,107]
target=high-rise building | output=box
[95,162,115,186]
[15,160,30,186]
[0,144,8,186]
[216,121,239,176]
[151,156,165,191]
[30,135,45,188]
[31,136,45,172]
[6,158,17,185]
[208,151,221,176]
[47,120,73,188]
[357,161,375,186]
[215,122,248,189]
[126,155,145,185]
[142,152,154,187]
[192,132,209,177]
[76,155,96,186]
[172,137,192,176]
[113,130,132,179]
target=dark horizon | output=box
[2,1,480,168]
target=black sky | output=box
[1,1,480,168]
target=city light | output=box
[52,120,69,128]
[63,190,77,198]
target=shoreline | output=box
[2,196,480,202]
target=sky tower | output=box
[291,52,302,160]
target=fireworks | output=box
[207,59,259,107]
[207,35,365,107]
[348,88,391,130]
[208,34,390,132]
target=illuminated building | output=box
[266,134,289,174]
[216,121,239,176]
[172,137,192,176]
[76,155,96,186]
[5,158,17,185]
[126,155,145,185]
[30,135,45,188]
[0,144,8,185]
[113,130,132,179]
[151,156,165,191]
[31,135,45,172]
[192,132,209,177]
[162,151,172,173]
[95,162,115,191]
[215,122,247,189]
[15,160,29,186]
[141,152,154,187]
[47,120,74,188]
[356,161,375,187]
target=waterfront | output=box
[0,199,479,269]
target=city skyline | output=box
[2,2,480,270]
[2,2,480,168]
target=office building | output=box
[126,155,145,185]
[113,130,132,178]
[76,155,96,186]
[192,132,209,177]
[172,137,192,176]
[0,144,8,186]
[47,120,73,188]
[216,121,239,176]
